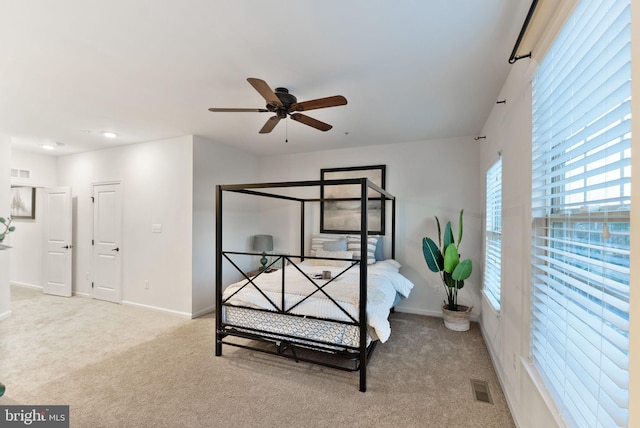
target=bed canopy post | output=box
[215,184,223,356]
[359,178,368,392]
[300,200,305,261]
[391,197,396,259]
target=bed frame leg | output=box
[215,334,222,356]
[359,361,366,392]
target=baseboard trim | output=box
[394,305,480,322]
[0,310,12,321]
[10,281,42,290]
[192,305,215,319]
[73,291,91,298]
[121,300,191,318]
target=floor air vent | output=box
[470,379,493,404]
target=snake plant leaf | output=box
[452,258,472,281]
[435,216,442,249]
[443,270,454,288]
[422,237,444,272]
[458,209,464,246]
[443,221,454,256]
[443,243,459,273]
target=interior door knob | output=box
[112,247,120,252]
[62,245,74,249]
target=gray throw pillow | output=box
[323,238,347,252]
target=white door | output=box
[92,182,122,303]
[43,187,73,297]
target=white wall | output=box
[9,150,58,289]
[258,137,483,317]
[479,13,640,425]
[192,135,260,317]
[478,59,561,427]
[56,136,194,315]
[9,135,265,318]
[0,136,11,320]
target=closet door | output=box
[92,182,122,303]
[43,187,72,297]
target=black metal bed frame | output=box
[215,178,396,392]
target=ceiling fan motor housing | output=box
[267,88,297,118]
[269,87,297,111]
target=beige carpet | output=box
[0,285,514,427]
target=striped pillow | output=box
[347,236,378,264]
[309,233,345,256]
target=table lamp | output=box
[253,234,273,271]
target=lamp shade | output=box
[253,235,273,252]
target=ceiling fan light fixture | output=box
[101,131,118,139]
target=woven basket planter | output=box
[442,304,473,331]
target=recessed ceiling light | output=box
[42,144,55,150]
[102,131,118,139]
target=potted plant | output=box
[0,216,16,243]
[422,209,473,331]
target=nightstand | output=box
[246,268,278,278]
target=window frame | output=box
[483,157,502,311]
[529,1,632,426]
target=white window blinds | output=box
[484,158,502,310]
[530,1,631,427]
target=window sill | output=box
[481,290,501,316]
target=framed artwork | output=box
[320,165,386,235]
[10,187,36,219]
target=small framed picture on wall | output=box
[10,186,36,219]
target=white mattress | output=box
[221,259,414,344]
[222,305,366,350]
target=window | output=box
[530,1,631,427]
[484,157,502,310]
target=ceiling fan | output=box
[208,78,347,134]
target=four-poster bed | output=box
[215,178,413,392]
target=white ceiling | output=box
[1,0,530,157]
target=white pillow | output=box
[311,250,354,267]
[323,238,347,252]
[309,233,345,256]
[346,235,377,264]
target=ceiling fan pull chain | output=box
[285,117,288,143]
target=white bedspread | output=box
[222,260,414,343]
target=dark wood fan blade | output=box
[247,78,282,107]
[259,116,281,134]
[208,108,269,112]
[290,113,332,131]
[290,95,347,112]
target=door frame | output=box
[91,180,123,302]
[42,186,73,297]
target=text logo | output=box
[1,406,69,427]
